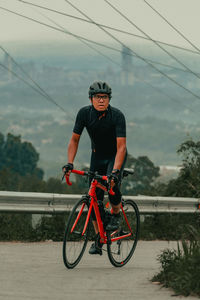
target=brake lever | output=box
[61,170,72,185]
[61,171,66,182]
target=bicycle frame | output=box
[65,170,133,245]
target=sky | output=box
[0,0,200,54]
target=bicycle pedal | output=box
[73,231,81,235]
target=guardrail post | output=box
[32,214,42,229]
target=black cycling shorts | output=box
[89,151,127,219]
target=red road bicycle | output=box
[62,168,140,269]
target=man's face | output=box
[90,93,110,111]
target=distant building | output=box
[121,46,134,86]
[157,165,181,182]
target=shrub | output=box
[152,226,200,297]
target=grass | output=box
[152,225,200,297]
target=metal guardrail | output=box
[0,191,200,214]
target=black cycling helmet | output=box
[89,81,112,99]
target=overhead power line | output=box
[0,51,81,169]
[29,2,198,75]
[33,7,121,68]
[1,5,198,76]
[0,49,81,172]
[104,0,200,81]
[64,0,200,102]
[1,2,198,171]
[0,45,68,114]
[15,0,200,56]
[0,61,58,105]
[2,5,200,103]
[16,0,200,76]
[0,48,71,116]
[143,0,200,54]
[0,6,123,54]
[32,5,197,116]
[0,5,197,128]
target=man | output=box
[63,81,127,255]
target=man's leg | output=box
[92,220,99,235]
[106,153,127,230]
[89,152,106,231]
[111,203,120,214]
[106,184,122,231]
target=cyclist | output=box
[63,81,127,255]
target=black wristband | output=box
[62,163,74,171]
[112,169,120,175]
[67,163,74,169]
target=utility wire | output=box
[13,2,199,115]
[2,5,200,103]
[0,3,196,171]
[1,5,197,76]
[24,7,119,170]
[9,1,197,170]
[34,7,121,68]
[0,54,81,175]
[0,61,63,110]
[64,0,200,102]
[15,0,200,56]
[15,0,200,74]
[104,0,200,81]
[58,1,196,115]
[0,6,124,55]
[0,45,70,115]
[143,0,200,54]
[32,5,197,116]
[30,3,194,74]
[0,49,72,117]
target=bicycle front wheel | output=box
[63,196,90,269]
[107,199,140,267]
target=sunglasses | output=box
[93,95,109,100]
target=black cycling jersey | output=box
[73,105,126,157]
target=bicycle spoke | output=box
[107,200,140,267]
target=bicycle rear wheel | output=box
[63,196,90,269]
[107,199,140,267]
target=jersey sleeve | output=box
[116,111,126,137]
[73,108,85,135]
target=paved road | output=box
[0,241,197,300]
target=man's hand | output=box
[62,163,74,178]
[108,169,120,189]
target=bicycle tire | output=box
[63,196,90,269]
[107,199,140,267]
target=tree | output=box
[121,154,160,195]
[164,139,200,197]
[0,132,43,179]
